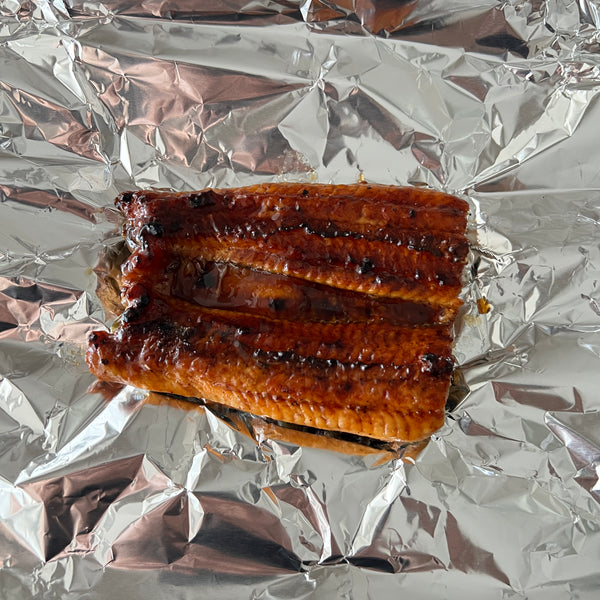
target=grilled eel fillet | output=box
[87,183,469,442]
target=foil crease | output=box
[1,1,600,597]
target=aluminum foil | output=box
[1,1,600,597]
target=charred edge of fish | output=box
[419,353,454,377]
[118,191,134,205]
[189,190,218,208]
[141,221,164,238]
[121,292,151,324]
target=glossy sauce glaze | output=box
[88,183,470,442]
[121,239,457,326]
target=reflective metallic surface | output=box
[1,1,600,597]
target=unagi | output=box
[87,183,470,442]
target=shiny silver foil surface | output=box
[1,1,600,598]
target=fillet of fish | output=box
[87,183,469,442]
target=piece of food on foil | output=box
[87,183,469,442]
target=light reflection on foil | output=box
[1,1,600,598]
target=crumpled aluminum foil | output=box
[1,1,600,598]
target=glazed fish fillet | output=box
[87,183,469,442]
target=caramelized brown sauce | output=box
[88,183,470,442]
[144,253,454,327]
[477,297,491,314]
